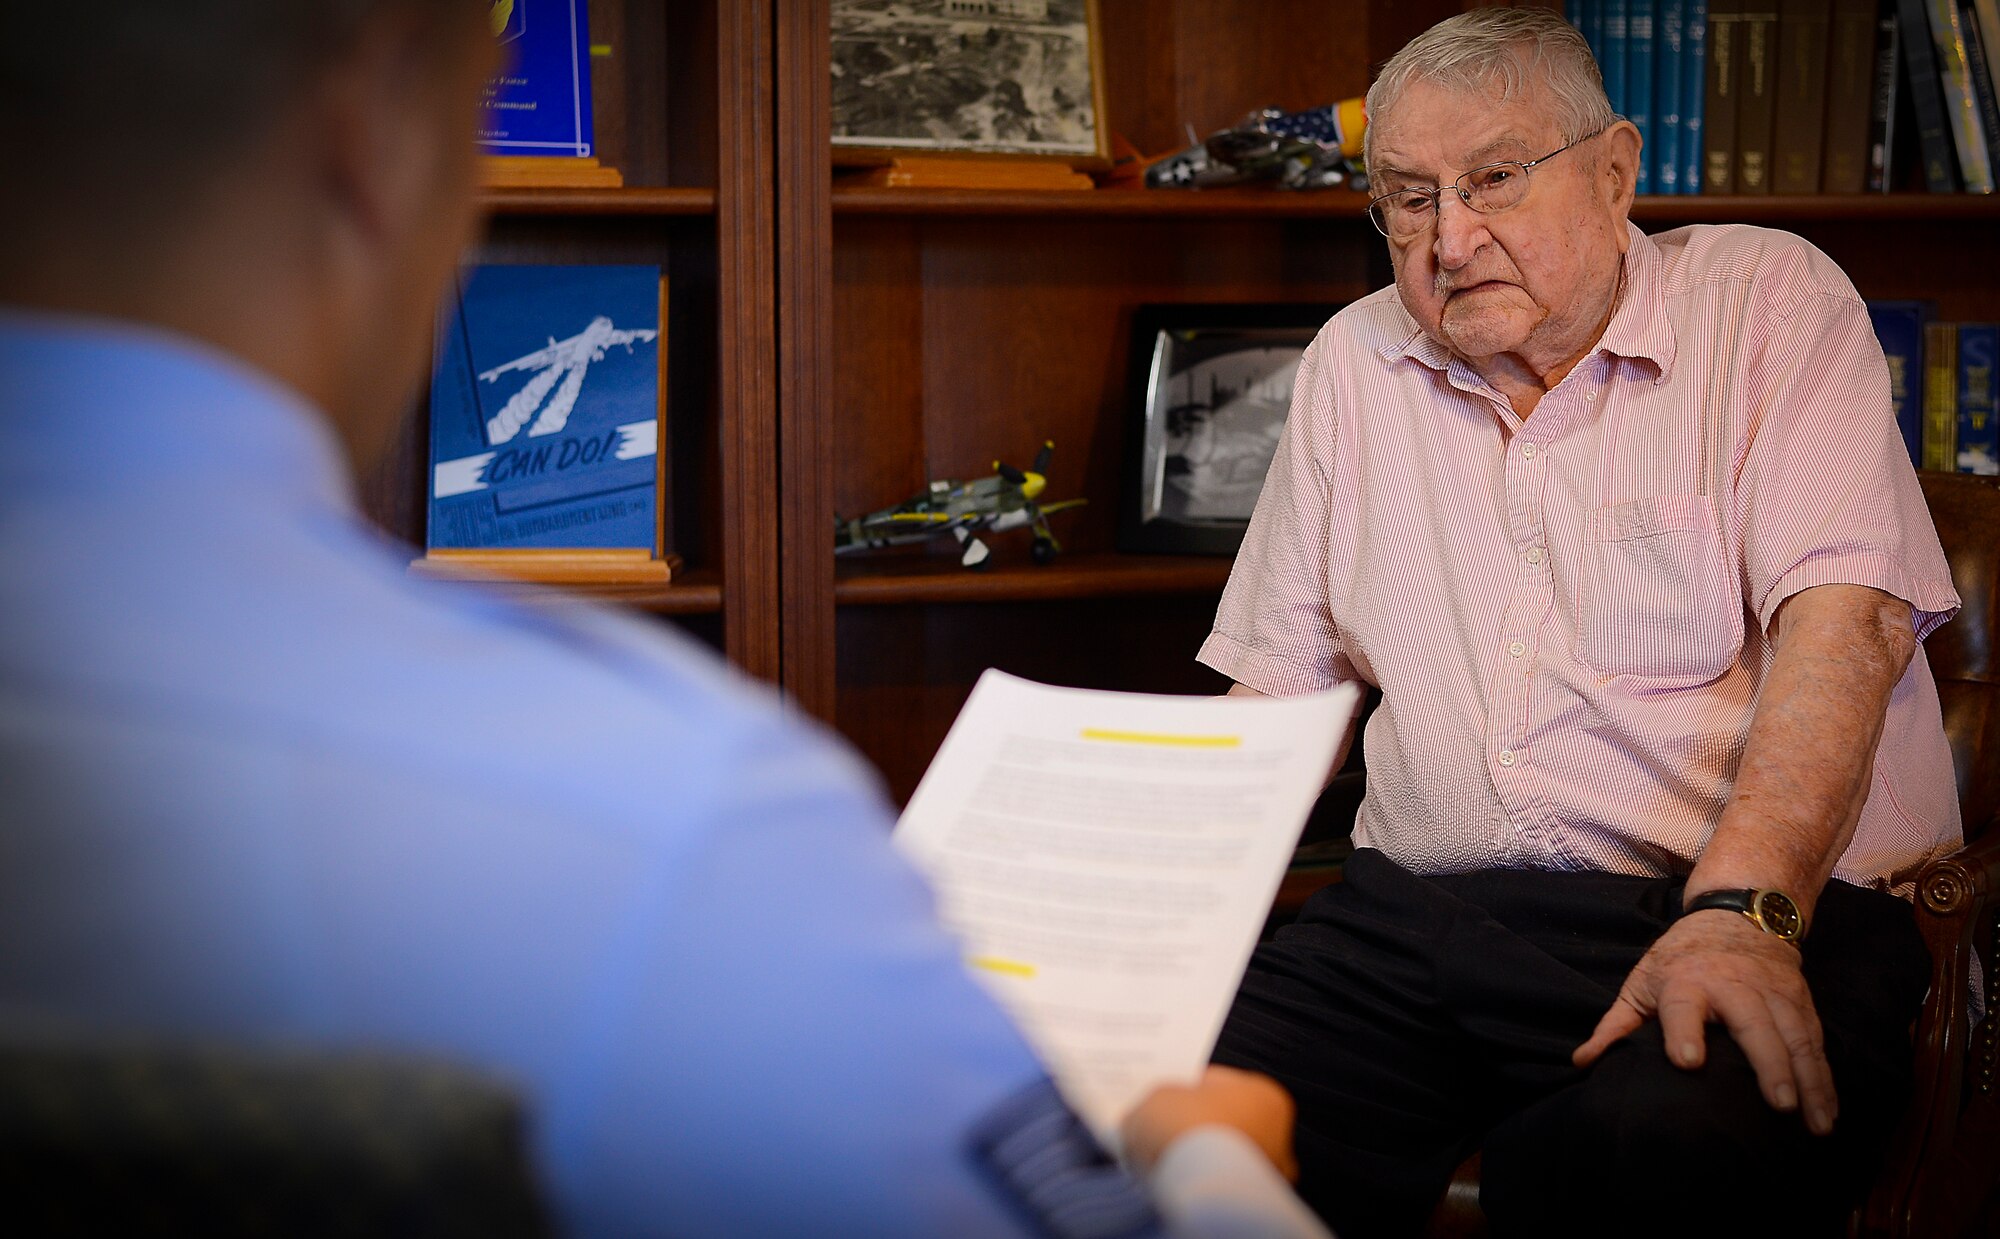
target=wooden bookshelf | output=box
[362,0,2000,804]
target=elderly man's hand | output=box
[1572,910,1835,1135]
[1120,1065,1299,1181]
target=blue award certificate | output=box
[479,0,596,158]
[428,265,661,552]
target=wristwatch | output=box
[1681,888,1806,943]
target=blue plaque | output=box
[429,265,661,552]
[479,0,596,158]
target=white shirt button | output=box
[1498,749,1517,767]
[1525,546,1545,565]
[1522,443,1537,459]
[1508,641,1526,657]
[1586,391,1598,402]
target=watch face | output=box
[1754,890,1804,940]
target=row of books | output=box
[1568,0,2000,194]
[1871,303,1998,474]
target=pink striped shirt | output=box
[1200,223,1963,893]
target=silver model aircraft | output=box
[479,315,658,446]
[834,442,1086,570]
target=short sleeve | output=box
[1198,333,1355,695]
[1734,289,1960,640]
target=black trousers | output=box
[1211,849,1931,1238]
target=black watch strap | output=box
[1682,887,1805,943]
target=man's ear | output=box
[1597,119,1642,239]
[314,16,448,255]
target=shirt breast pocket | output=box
[1577,494,1744,681]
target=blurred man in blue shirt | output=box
[0,3,1320,1235]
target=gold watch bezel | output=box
[1747,888,1805,942]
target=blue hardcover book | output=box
[1659,0,1688,191]
[1958,322,1999,474]
[1630,0,1658,192]
[479,0,596,158]
[1606,0,1632,115]
[429,265,662,551]
[1867,300,1934,469]
[1685,0,1709,190]
[1580,0,1606,66]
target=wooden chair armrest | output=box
[1862,822,2000,1237]
[1915,820,2000,922]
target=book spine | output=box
[1868,300,1933,467]
[1928,0,1997,190]
[1961,1,2000,159]
[1924,320,1960,469]
[1775,0,1834,192]
[1707,0,1744,189]
[1900,0,1966,189]
[1606,0,1632,116]
[1958,322,1999,473]
[1660,0,1689,191]
[1686,0,1710,190]
[1581,0,1607,68]
[1977,0,2000,87]
[1870,0,1904,188]
[1631,0,1658,192]
[1738,4,1781,191]
[1824,0,1881,189]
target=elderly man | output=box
[1200,8,1961,1236]
[0,2,1331,1236]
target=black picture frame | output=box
[1118,303,1343,556]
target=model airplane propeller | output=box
[834,441,1086,570]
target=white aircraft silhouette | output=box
[479,315,658,446]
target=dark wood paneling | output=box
[1098,0,1377,159]
[826,216,1369,561]
[830,221,927,519]
[837,595,1234,806]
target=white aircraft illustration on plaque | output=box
[479,315,658,446]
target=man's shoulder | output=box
[1646,223,1864,311]
[1313,286,1417,359]
[7,498,884,837]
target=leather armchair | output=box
[0,1041,549,1237]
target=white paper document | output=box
[894,670,1361,1137]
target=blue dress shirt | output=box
[0,312,1159,1237]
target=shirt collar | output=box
[0,308,355,511]
[1373,221,1678,382]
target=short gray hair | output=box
[1365,7,1615,167]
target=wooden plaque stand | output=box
[849,157,1094,191]
[481,156,625,190]
[412,548,677,588]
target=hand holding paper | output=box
[893,670,1361,1138]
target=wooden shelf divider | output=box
[834,553,1234,607]
[832,185,2000,223]
[479,186,718,217]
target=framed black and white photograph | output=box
[1118,304,1341,556]
[831,0,1109,165]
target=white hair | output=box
[1364,6,1616,168]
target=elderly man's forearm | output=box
[1688,584,1917,919]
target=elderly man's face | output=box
[1368,77,1635,382]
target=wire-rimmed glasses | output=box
[1366,127,1609,239]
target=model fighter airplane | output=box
[834,442,1086,570]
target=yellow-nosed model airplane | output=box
[834,442,1086,570]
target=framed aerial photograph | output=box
[831,0,1110,165]
[1119,304,1343,556]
